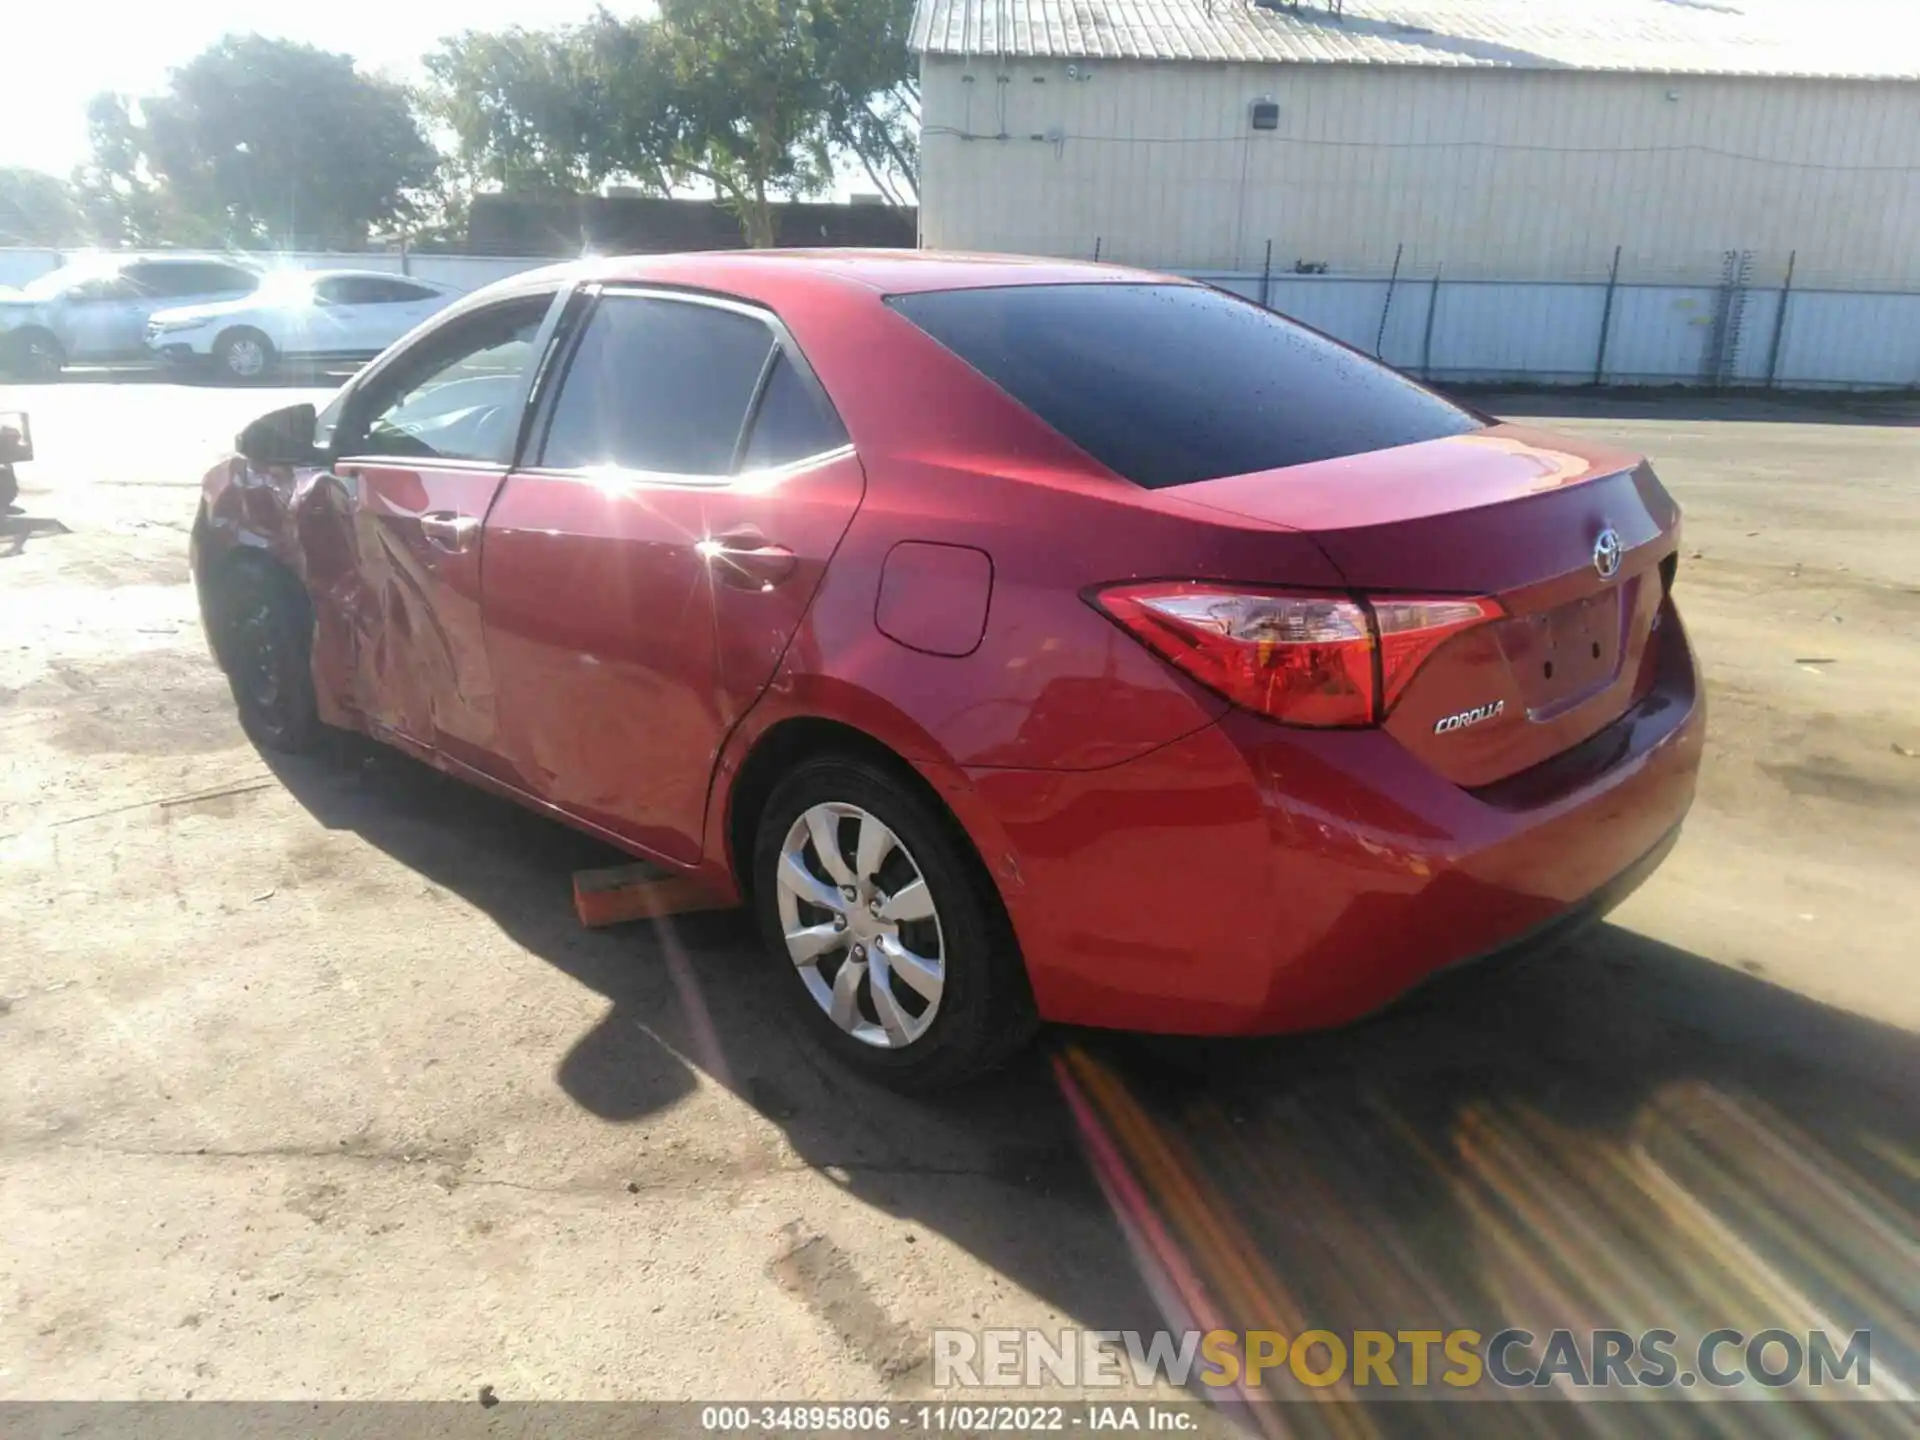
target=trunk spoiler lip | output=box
[1141,424,1649,538]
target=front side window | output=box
[320,276,427,306]
[345,295,551,464]
[313,387,348,452]
[540,294,776,476]
[131,263,256,298]
[118,264,176,296]
[890,283,1484,489]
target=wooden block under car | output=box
[572,861,735,928]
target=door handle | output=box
[420,511,481,553]
[703,531,798,589]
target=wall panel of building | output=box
[919,56,1920,288]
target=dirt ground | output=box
[2,379,1915,1405]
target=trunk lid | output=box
[1169,425,1681,786]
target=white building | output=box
[910,0,1920,290]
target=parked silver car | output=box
[147,269,460,381]
[0,255,262,379]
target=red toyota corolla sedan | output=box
[192,252,1705,1087]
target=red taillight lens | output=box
[1372,597,1503,709]
[1094,583,1376,727]
[1093,582,1500,728]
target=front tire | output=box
[218,558,321,752]
[214,328,275,384]
[753,755,1036,1090]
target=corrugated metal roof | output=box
[910,1,1920,81]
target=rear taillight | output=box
[1372,598,1503,709]
[1093,582,1501,728]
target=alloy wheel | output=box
[775,802,945,1049]
[225,338,267,379]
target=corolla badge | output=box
[1434,700,1505,735]
[1593,527,1623,579]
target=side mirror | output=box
[237,403,319,466]
[0,412,31,465]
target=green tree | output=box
[74,93,235,246]
[0,168,87,246]
[423,21,649,196]
[81,35,441,249]
[650,0,919,244]
[423,1,919,247]
[813,0,921,206]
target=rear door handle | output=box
[420,511,481,553]
[704,530,797,588]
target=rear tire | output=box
[218,558,321,752]
[752,755,1037,1090]
[5,328,64,381]
[214,328,275,384]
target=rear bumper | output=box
[968,605,1705,1035]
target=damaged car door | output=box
[318,288,564,769]
[480,288,864,863]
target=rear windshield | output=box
[889,283,1483,489]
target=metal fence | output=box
[1178,250,1920,391]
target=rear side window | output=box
[326,276,440,304]
[320,275,431,305]
[741,354,847,470]
[889,284,1483,489]
[541,295,774,475]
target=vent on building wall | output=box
[1250,99,1281,130]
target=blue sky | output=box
[1,3,612,178]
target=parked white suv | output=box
[147,269,460,381]
[0,256,262,379]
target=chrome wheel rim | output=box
[775,802,945,1049]
[227,339,266,377]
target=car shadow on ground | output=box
[1,512,72,557]
[264,734,1920,1411]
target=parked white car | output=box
[146,269,460,381]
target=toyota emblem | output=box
[1593,527,1623,579]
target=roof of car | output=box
[293,268,448,284]
[121,253,262,268]
[569,248,1173,297]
